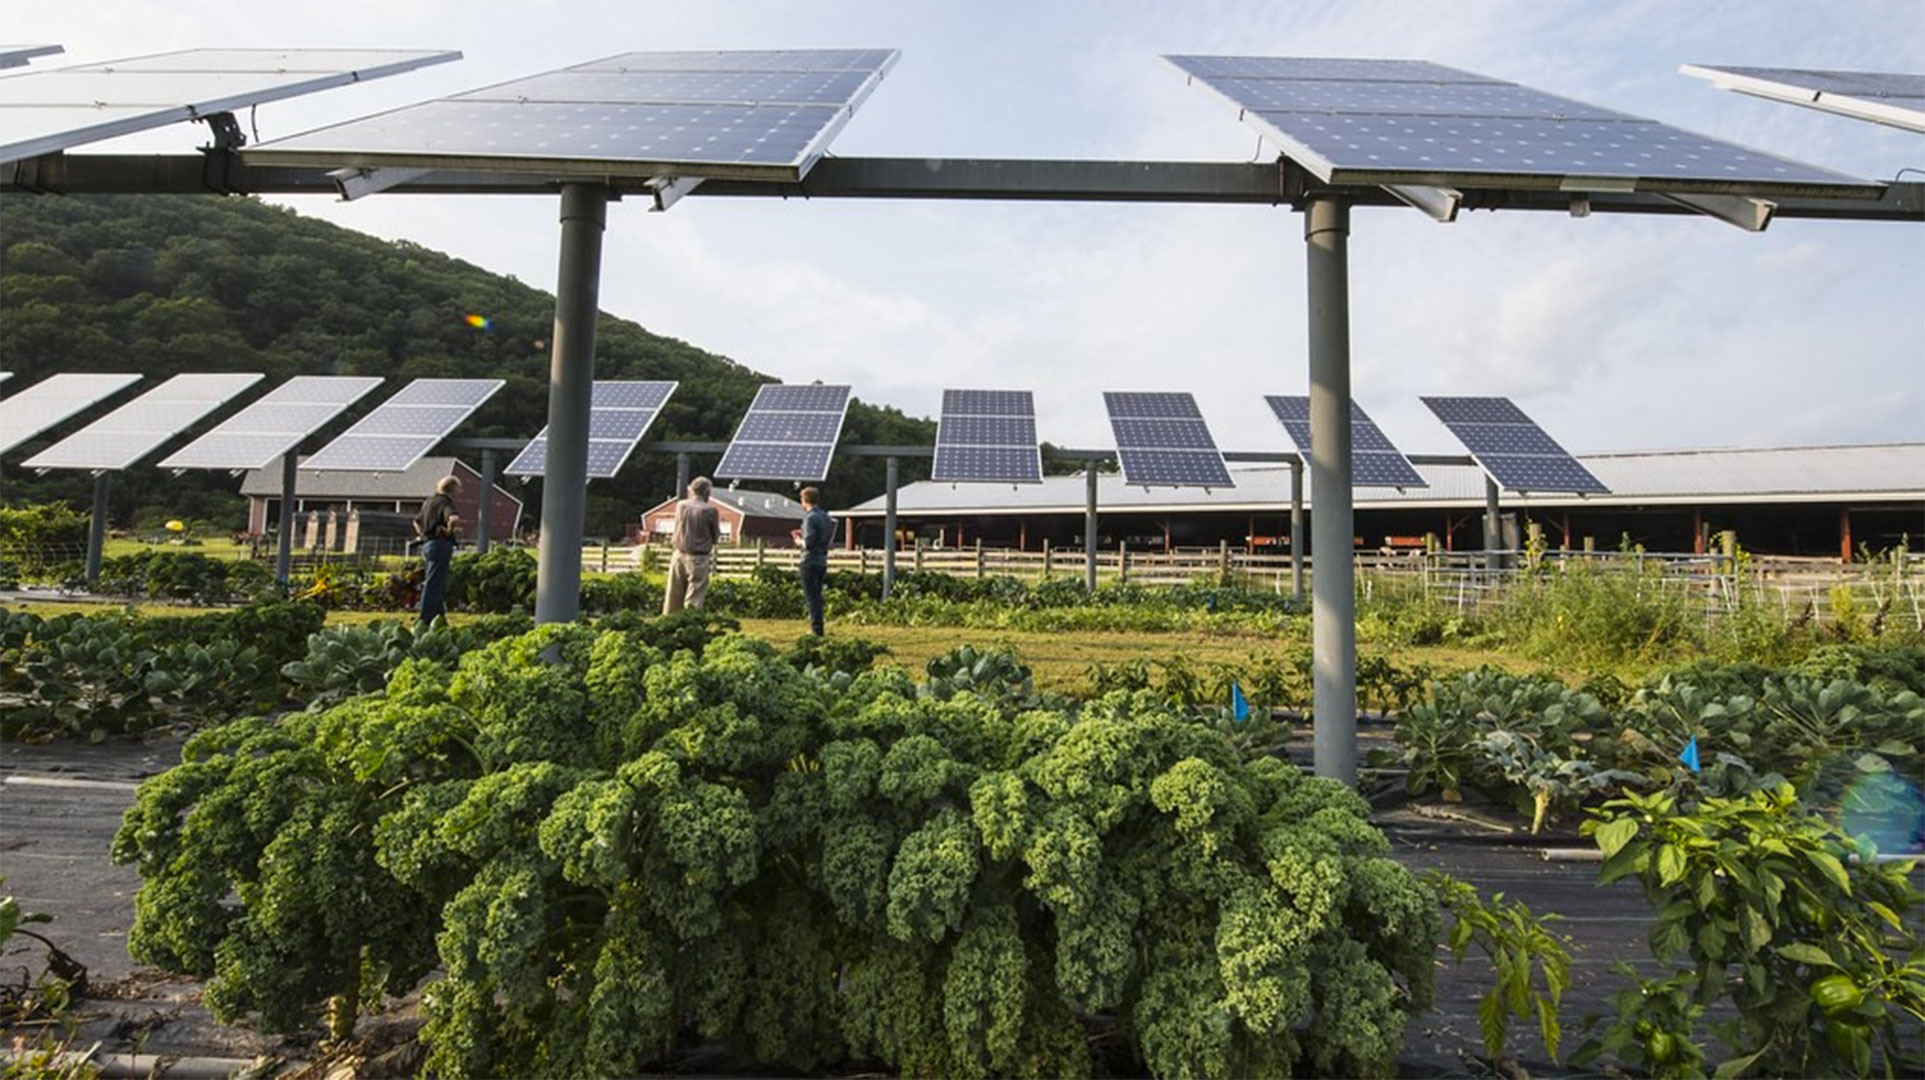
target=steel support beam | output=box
[533,183,607,624]
[675,452,691,501]
[1484,475,1503,568]
[1290,458,1306,604]
[1085,462,1100,593]
[476,448,497,555]
[85,474,109,586]
[1305,195,1357,787]
[882,456,900,599]
[275,451,298,588]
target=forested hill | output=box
[0,194,932,536]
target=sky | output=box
[7,0,1923,459]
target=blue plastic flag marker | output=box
[1232,682,1251,724]
[1680,735,1702,774]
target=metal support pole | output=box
[275,451,297,588]
[1306,196,1357,787]
[1290,457,1305,604]
[85,473,110,586]
[533,183,607,624]
[1084,461,1100,593]
[675,452,691,501]
[882,455,900,598]
[476,448,496,554]
[1484,475,1502,571]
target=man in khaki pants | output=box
[662,476,721,613]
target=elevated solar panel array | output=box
[1682,63,1925,134]
[0,372,143,456]
[505,380,677,478]
[1265,395,1426,488]
[0,47,460,165]
[1165,55,1875,197]
[716,383,850,482]
[161,375,384,471]
[302,378,502,472]
[1103,391,1233,488]
[246,48,899,182]
[1421,396,1608,495]
[933,389,1042,484]
[24,372,263,471]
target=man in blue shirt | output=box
[797,486,833,636]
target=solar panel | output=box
[1264,395,1426,488]
[1166,55,1878,197]
[1421,395,1609,495]
[715,383,850,482]
[160,375,383,470]
[933,387,1042,484]
[1682,64,1925,134]
[0,373,142,456]
[0,48,460,165]
[303,378,502,472]
[0,46,61,70]
[503,379,677,479]
[23,372,262,471]
[245,48,899,183]
[1103,391,1232,488]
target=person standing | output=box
[414,475,462,624]
[662,476,722,614]
[797,486,833,636]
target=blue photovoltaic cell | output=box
[941,388,1032,416]
[1117,448,1233,489]
[304,378,503,472]
[934,387,1041,484]
[1112,417,1219,451]
[752,383,851,412]
[1166,54,1876,196]
[1104,391,1232,487]
[716,383,850,482]
[1264,394,1425,487]
[734,411,843,443]
[160,374,383,470]
[246,49,898,182]
[504,380,677,479]
[940,415,1036,447]
[1421,395,1608,494]
[932,445,1042,484]
[1103,391,1202,420]
[715,441,835,482]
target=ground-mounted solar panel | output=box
[160,375,383,471]
[1103,391,1232,488]
[0,46,61,70]
[23,372,263,471]
[0,48,460,165]
[1265,395,1427,488]
[715,383,850,482]
[933,387,1042,484]
[1165,55,1878,198]
[245,48,899,183]
[1421,395,1609,495]
[1682,64,1925,134]
[504,379,677,479]
[0,373,143,456]
[303,378,502,472]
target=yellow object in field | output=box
[165,520,185,532]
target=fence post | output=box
[755,539,765,571]
[600,542,608,574]
[1218,539,1229,579]
[1043,539,1053,578]
[975,540,985,579]
[860,547,869,575]
[1118,540,1129,585]
[914,538,924,573]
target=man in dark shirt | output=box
[797,486,833,636]
[414,475,462,624]
[662,476,722,613]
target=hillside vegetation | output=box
[0,193,932,535]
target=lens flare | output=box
[463,313,491,329]
[1839,771,1925,856]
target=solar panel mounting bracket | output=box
[1659,192,1776,232]
[197,111,246,151]
[330,165,432,200]
[648,175,703,212]
[1383,183,1462,223]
